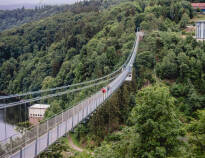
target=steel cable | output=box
[0,75,117,109]
[0,34,136,100]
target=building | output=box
[29,104,50,125]
[192,3,205,12]
[195,21,205,39]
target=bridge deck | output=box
[0,32,142,158]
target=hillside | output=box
[0,5,76,32]
[1,0,205,158]
[0,0,137,116]
[40,0,205,158]
[0,0,132,32]
[88,0,204,157]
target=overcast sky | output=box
[0,0,79,5]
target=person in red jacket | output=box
[101,88,107,100]
[101,88,106,94]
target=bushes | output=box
[156,52,179,79]
[94,84,185,158]
[188,110,205,157]
[170,83,189,97]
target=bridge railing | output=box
[0,31,142,158]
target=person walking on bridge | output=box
[107,85,111,96]
[101,88,106,100]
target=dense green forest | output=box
[1,0,205,157]
[0,5,71,32]
[0,0,136,116]
[86,0,204,157]
[0,0,106,32]
[55,0,205,158]
[0,0,133,32]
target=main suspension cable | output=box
[0,75,117,109]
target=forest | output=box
[0,5,71,32]
[0,0,205,157]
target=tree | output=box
[51,57,63,77]
[129,84,185,158]
[42,76,55,89]
[94,127,138,158]
[40,140,68,158]
[188,110,205,157]
[140,13,158,31]
[106,46,118,67]
[94,84,186,158]
[180,13,190,28]
[156,52,178,79]
[136,51,155,69]
[177,52,190,81]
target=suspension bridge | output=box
[0,31,143,158]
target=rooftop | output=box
[29,104,50,109]
[192,3,205,9]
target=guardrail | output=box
[0,31,142,158]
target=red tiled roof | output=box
[192,3,205,9]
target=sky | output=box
[0,0,78,5]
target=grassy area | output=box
[61,136,76,158]
[67,133,94,158]
[69,132,94,155]
[61,136,69,145]
[69,132,82,148]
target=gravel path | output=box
[68,136,84,152]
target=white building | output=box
[196,21,205,39]
[29,104,50,125]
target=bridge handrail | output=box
[0,31,142,158]
[0,75,117,109]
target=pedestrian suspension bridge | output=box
[0,31,143,158]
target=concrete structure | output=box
[29,104,50,125]
[192,3,205,12]
[196,21,205,39]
